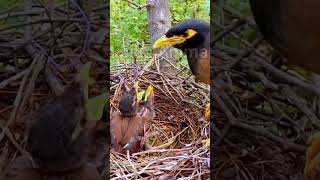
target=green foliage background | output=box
[213,0,256,48]
[110,0,210,67]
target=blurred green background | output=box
[110,0,210,68]
[213,0,257,48]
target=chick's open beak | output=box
[144,85,154,101]
[137,91,145,103]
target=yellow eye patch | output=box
[186,29,197,39]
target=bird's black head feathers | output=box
[166,19,209,37]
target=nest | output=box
[110,57,210,179]
[0,2,108,177]
[212,3,317,179]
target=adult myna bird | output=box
[153,19,211,125]
[111,88,145,154]
[153,19,210,84]
[249,0,320,74]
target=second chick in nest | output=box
[1,81,102,180]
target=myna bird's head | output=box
[119,89,137,117]
[153,19,210,50]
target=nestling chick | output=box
[1,82,102,180]
[27,80,88,172]
[111,88,145,154]
[1,62,103,180]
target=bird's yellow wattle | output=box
[186,29,197,39]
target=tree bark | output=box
[147,0,176,74]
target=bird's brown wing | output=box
[249,0,320,73]
[195,33,210,84]
[110,111,145,154]
[110,111,123,153]
[123,115,144,153]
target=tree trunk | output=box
[147,0,176,74]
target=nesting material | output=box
[110,60,210,179]
[212,2,319,179]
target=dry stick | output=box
[45,61,64,96]
[281,86,320,128]
[0,121,25,155]
[18,43,46,118]
[69,0,90,62]
[0,59,35,143]
[228,37,263,69]
[0,5,47,148]
[0,80,33,164]
[126,151,139,175]
[159,76,178,104]
[212,20,269,61]
[0,18,84,32]
[110,154,129,180]
[222,5,257,28]
[0,69,29,89]
[0,9,43,21]
[215,45,320,96]
[125,0,149,9]
[213,19,246,44]
[146,126,189,151]
[0,5,17,15]
[132,147,193,156]
[252,56,320,96]
[233,121,306,153]
[212,85,306,153]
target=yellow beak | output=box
[137,91,145,103]
[144,85,154,101]
[153,29,198,49]
[153,35,186,49]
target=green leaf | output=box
[86,93,108,121]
